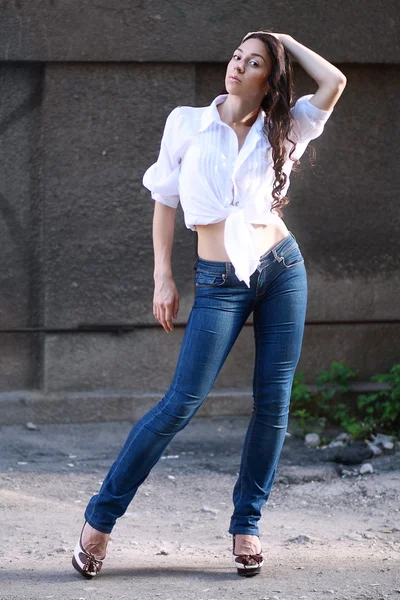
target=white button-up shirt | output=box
[143,94,333,285]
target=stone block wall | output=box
[0,2,398,423]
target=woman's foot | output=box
[72,522,109,579]
[233,534,262,556]
[81,522,109,558]
[232,534,263,577]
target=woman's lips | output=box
[229,76,241,82]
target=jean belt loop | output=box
[272,247,282,263]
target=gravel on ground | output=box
[0,416,399,600]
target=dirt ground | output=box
[0,416,399,600]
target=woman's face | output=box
[225,37,273,101]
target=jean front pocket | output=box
[275,244,305,269]
[195,270,227,287]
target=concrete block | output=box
[0,334,40,393]
[0,65,42,328]
[43,325,254,393]
[288,65,400,279]
[285,65,400,320]
[43,329,182,393]
[42,319,399,395]
[220,322,400,384]
[306,271,400,321]
[0,2,398,63]
[298,323,400,380]
[42,63,196,329]
[0,389,256,426]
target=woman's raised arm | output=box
[273,33,347,111]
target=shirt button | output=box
[234,201,239,207]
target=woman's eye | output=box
[231,55,259,66]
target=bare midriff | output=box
[196,218,290,262]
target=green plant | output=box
[291,371,312,411]
[340,417,374,440]
[320,435,332,446]
[314,360,357,425]
[354,364,400,435]
[292,408,310,436]
[316,360,357,399]
[331,363,400,439]
[316,359,357,386]
[290,362,400,440]
[290,372,317,436]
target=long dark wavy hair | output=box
[225,31,306,217]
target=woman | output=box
[72,30,346,578]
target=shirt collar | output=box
[199,94,266,136]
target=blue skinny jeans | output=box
[85,232,308,536]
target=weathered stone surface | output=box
[42,321,400,394]
[276,465,338,485]
[320,441,373,465]
[306,271,400,321]
[0,335,40,392]
[42,64,196,328]
[43,326,254,393]
[0,65,42,329]
[298,323,400,380]
[0,389,256,426]
[288,65,400,279]
[0,1,397,63]
[41,326,254,394]
[196,64,226,108]
[359,463,374,475]
[305,433,321,448]
[10,388,250,425]
[1,7,399,403]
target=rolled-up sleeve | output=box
[290,94,333,144]
[142,107,181,208]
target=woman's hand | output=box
[153,275,180,333]
[268,32,291,41]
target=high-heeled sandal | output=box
[232,534,264,577]
[72,522,107,579]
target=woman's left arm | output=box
[275,34,347,111]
